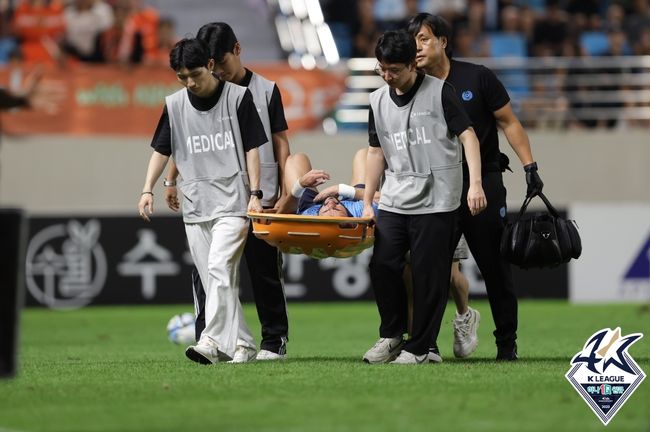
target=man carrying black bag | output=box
[408,14,544,361]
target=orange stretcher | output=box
[247,212,375,259]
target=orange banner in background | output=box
[0,64,345,136]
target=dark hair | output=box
[196,22,238,62]
[407,13,453,59]
[375,30,416,65]
[169,38,211,71]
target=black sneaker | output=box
[496,343,518,361]
[428,343,443,363]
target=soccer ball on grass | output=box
[166,312,196,345]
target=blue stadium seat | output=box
[580,31,609,56]
[488,33,529,98]
[489,33,527,57]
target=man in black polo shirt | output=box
[407,13,544,361]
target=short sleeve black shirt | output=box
[150,80,267,156]
[239,68,289,134]
[368,72,472,147]
[446,59,510,172]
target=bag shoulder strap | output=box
[514,191,560,222]
[537,191,560,218]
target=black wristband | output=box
[141,191,154,196]
[524,162,538,172]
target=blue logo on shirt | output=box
[462,90,473,101]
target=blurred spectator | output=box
[560,35,585,57]
[634,26,650,55]
[423,0,467,23]
[604,3,626,31]
[603,25,643,130]
[566,0,602,33]
[466,0,487,35]
[604,26,630,56]
[353,0,379,57]
[599,27,632,129]
[569,26,631,130]
[0,0,17,64]
[97,0,158,65]
[499,5,522,33]
[624,0,650,43]
[97,0,131,63]
[117,0,158,64]
[519,6,536,52]
[11,0,65,64]
[319,0,650,129]
[487,6,528,57]
[147,16,177,66]
[62,0,113,62]
[453,22,488,57]
[531,0,568,56]
[373,0,417,31]
[0,0,12,35]
[519,74,568,129]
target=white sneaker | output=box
[362,337,404,364]
[256,349,286,361]
[185,340,223,364]
[428,345,443,363]
[390,350,428,364]
[453,307,481,358]
[228,346,257,364]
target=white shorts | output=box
[453,235,469,260]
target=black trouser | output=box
[194,224,289,353]
[457,171,517,348]
[370,209,456,356]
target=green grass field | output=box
[1,301,649,432]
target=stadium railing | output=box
[334,56,650,130]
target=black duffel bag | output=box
[500,191,582,269]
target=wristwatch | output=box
[163,179,176,187]
[250,189,263,199]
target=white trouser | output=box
[185,216,255,358]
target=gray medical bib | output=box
[369,75,462,215]
[166,83,250,222]
[247,72,279,207]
